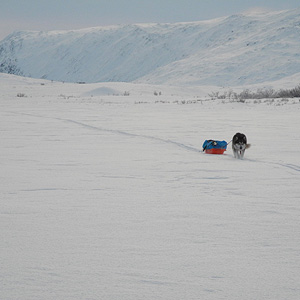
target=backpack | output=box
[202,140,227,154]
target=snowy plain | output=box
[1,73,300,300]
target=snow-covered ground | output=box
[1,74,300,300]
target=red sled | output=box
[202,140,227,155]
[204,148,226,155]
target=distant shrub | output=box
[277,85,300,98]
[17,93,26,97]
[209,84,300,101]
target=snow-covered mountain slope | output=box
[0,8,300,86]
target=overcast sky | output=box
[1,0,299,40]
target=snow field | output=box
[1,76,300,300]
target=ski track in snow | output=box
[244,158,300,173]
[10,111,202,153]
[65,118,202,153]
[10,111,300,174]
[276,163,300,172]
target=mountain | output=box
[0,8,300,86]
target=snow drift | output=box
[0,8,300,86]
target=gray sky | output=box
[1,0,299,40]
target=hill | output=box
[0,8,300,86]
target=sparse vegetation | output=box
[17,93,26,97]
[209,84,300,101]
